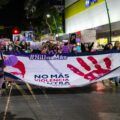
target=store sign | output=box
[85,0,97,7]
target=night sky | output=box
[0,0,63,37]
[0,0,26,28]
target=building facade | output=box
[65,0,120,34]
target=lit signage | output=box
[85,0,97,7]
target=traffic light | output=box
[12,27,20,34]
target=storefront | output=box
[65,0,120,46]
[97,36,120,46]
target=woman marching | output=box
[0,47,5,96]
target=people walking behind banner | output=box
[70,34,76,45]
[72,44,77,54]
[91,42,102,52]
[0,52,4,96]
[104,43,113,51]
[19,41,27,52]
[112,41,120,86]
[81,43,94,52]
[103,42,120,87]
[62,42,70,54]
[76,42,81,53]
[113,41,120,51]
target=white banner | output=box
[4,52,120,88]
[81,30,96,43]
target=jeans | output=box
[114,77,119,86]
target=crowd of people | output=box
[1,37,120,55]
[0,37,120,95]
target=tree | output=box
[46,7,63,34]
[24,0,64,35]
[0,0,9,8]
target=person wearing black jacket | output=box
[81,42,94,52]
[70,34,76,45]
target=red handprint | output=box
[67,56,111,81]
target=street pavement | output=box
[0,82,120,120]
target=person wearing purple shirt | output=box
[62,42,70,54]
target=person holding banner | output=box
[0,52,4,96]
[113,41,120,51]
[113,41,120,86]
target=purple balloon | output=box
[4,55,18,66]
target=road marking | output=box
[3,85,13,120]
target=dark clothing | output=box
[0,52,4,89]
[70,39,76,44]
[113,47,120,51]
[0,52,4,68]
[0,52,4,78]
[81,43,94,52]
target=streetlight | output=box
[46,14,58,35]
[104,0,112,43]
[46,14,52,34]
[46,14,51,18]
